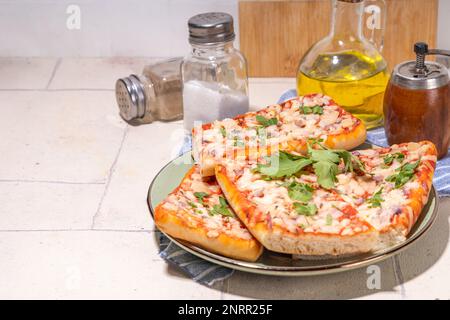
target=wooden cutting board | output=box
[239,0,438,77]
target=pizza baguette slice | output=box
[193,93,366,177]
[154,165,263,262]
[215,141,437,256]
[215,163,378,256]
[352,141,437,248]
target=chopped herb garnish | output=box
[285,181,314,202]
[187,201,197,208]
[193,192,208,205]
[256,115,278,127]
[367,188,384,208]
[309,148,341,163]
[293,202,318,216]
[233,139,245,147]
[211,196,235,217]
[386,159,420,188]
[219,196,227,207]
[282,180,316,216]
[351,153,369,174]
[255,126,266,136]
[300,105,323,115]
[307,142,368,188]
[254,141,369,190]
[255,151,312,178]
[326,214,333,226]
[313,160,338,189]
[220,127,226,138]
[383,152,405,166]
[306,137,325,147]
[336,150,354,172]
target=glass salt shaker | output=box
[115,58,183,125]
[182,12,249,131]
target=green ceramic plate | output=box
[147,151,439,276]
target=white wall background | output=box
[0,0,238,57]
[0,0,449,58]
[438,0,450,50]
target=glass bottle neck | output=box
[190,41,235,58]
[330,0,363,40]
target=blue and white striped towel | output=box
[279,89,450,197]
[158,89,450,287]
[158,230,233,286]
[158,133,234,286]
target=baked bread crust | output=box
[193,94,367,177]
[154,166,263,262]
[215,141,437,256]
[215,165,378,256]
[377,141,437,248]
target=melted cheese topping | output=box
[194,94,359,161]
[353,142,435,230]
[161,167,253,240]
[222,142,436,235]
[226,158,369,236]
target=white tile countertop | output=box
[0,58,449,299]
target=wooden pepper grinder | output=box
[384,42,450,159]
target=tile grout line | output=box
[0,179,105,185]
[45,58,62,89]
[90,124,130,229]
[0,228,153,233]
[392,255,407,299]
[220,278,229,300]
[0,88,115,92]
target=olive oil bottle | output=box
[297,0,388,129]
[297,50,389,128]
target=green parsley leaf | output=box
[310,149,341,163]
[220,127,226,138]
[193,192,208,205]
[367,188,384,208]
[386,159,420,188]
[336,150,354,172]
[232,134,245,147]
[255,126,266,137]
[326,214,333,226]
[306,137,326,149]
[219,196,228,207]
[400,160,420,173]
[307,139,368,172]
[300,105,323,115]
[233,139,245,147]
[313,160,338,189]
[352,154,369,174]
[187,201,197,208]
[255,141,369,190]
[293,202,318,216]
[383,152,405,166]
[255,152,313,178]
[211,205,234,217]
[285,181,314,202]
[256,115,278,127]
[211,196,235,217]
[306,141,370,188]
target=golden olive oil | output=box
[297,50,389,129]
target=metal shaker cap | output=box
[338,0,363,3]
[115,75,146,121]
[391,42,450,90]
[391,61,449,90]
[188,12,235,44]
